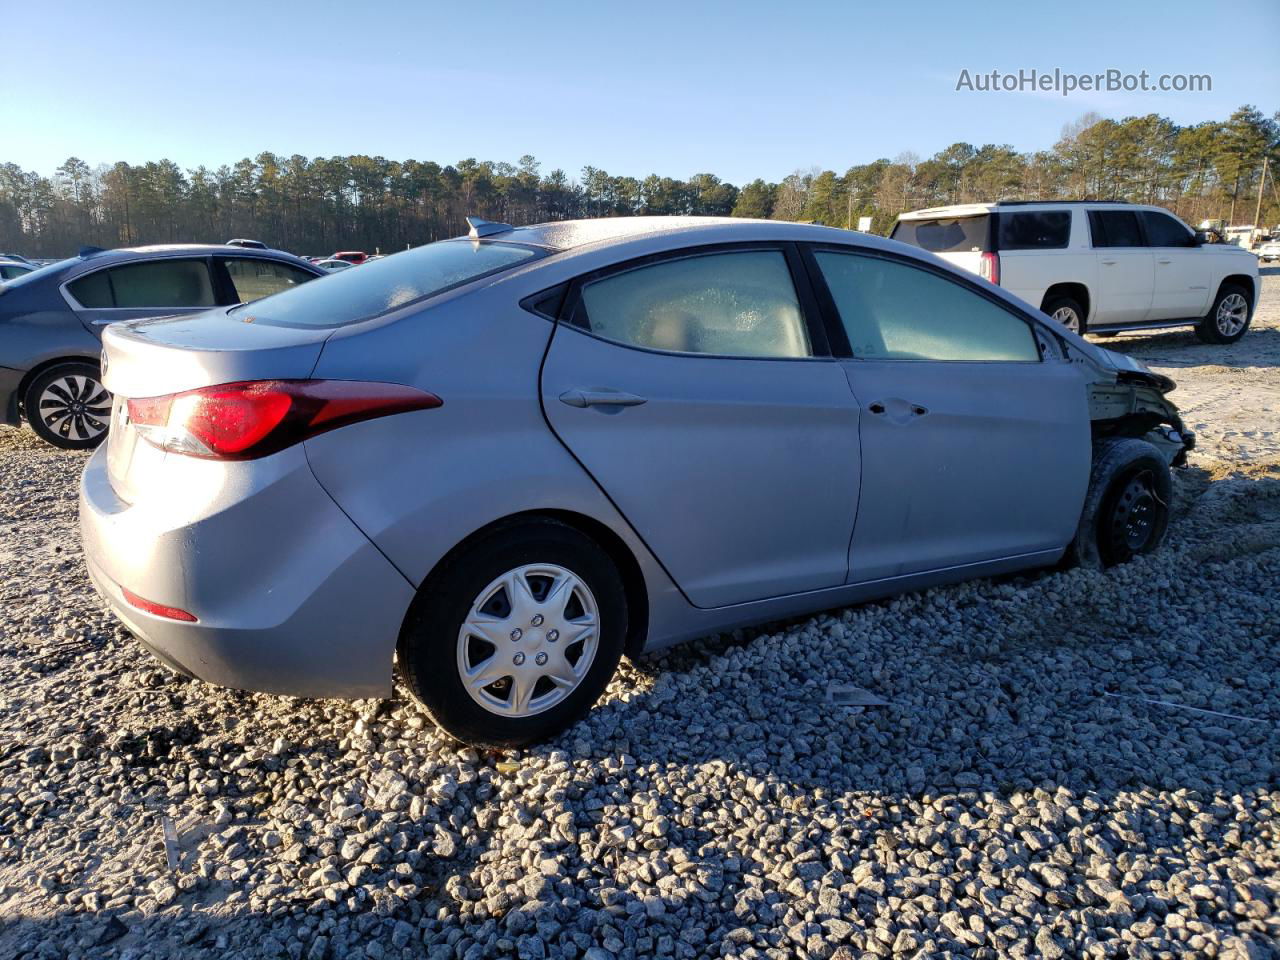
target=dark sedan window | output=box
[67,259,217,309]
[221,258,317,303]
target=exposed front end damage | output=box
[1088,375,1195,467]
[1060,340,1195,467]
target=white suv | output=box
[891,202,1261,343]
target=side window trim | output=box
[799,242,1045,363]
[557,241,833,360]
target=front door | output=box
[1142,210,1211,320]
[541,246,862,608]
[806,246,1091,582]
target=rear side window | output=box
[891,216,990,253]
[814,250,1039,362]
[997,211,1071,250]
[1141,211,1195,247]
[69,259,216,309]
[1089,211,1143,248]
[66,270,114,307]
[574,250,811,359]
[221,258,316,303]
[231,240,540,328]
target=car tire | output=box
[1043,295,1086,335]
[398,519,628,747]
[23,362,111,450]
[1065,438,1172,569]
[1196,283,1252,343]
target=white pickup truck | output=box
[891,202,1261,343]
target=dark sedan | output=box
[0,245,324,448]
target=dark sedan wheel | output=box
[398,518,627,747]
[24,362,111,450]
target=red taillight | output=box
[979,251,1000,285]
[127,380,441,460]
[122,587,198,622]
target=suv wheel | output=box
[23,362,111,450]
[398,519,627,747]
[1043,295,1085,335]
[1065,438,1172,569]
[1196,284,1252,343]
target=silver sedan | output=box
[80,217,1193,745]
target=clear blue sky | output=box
[4,0,1277,184]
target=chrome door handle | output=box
[559,388,647,408]
[1101,258,1118,265]
[1157,257,1172,264]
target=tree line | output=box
[2,105,1276,258]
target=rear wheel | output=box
[1043,295,1085,335]
[398,519,627,747]
[1066,438,1172,569]
[23,362,111,450]
[1196,284,1252,343]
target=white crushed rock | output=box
[0,274,1277,959]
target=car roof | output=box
[896,201,1179,221]
[488,216,881,254]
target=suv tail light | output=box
[127,380,441,460]
[978,251,1000,285]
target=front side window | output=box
[221,258,316,303]
[575,250,811,359]
[1141,211,1195,248]
[68,259,216,309]
[1089,210,1143,248]
[997,211,1071,250]
[814,250,1040,362]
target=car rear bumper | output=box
[0,366,22,426]
[79,443,416,699]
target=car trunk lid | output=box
[100,309,331,502]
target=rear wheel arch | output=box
[15,353,102,416]
[1040,282,1091,323]
[403,508,650,659]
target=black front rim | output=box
[1108,470,1160,553]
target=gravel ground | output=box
[0,272,1277,960]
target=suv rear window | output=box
[231,240,542,328]
[891,216,990,253]
[997,211,1071,250]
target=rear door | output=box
[806,246,1090,582]
[540,244,862,608]
[1141,210,1211,320]
[64,256,220,335]
[1087,210,1154,325]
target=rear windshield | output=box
[229,240,543,328]
[891,216,990,253]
